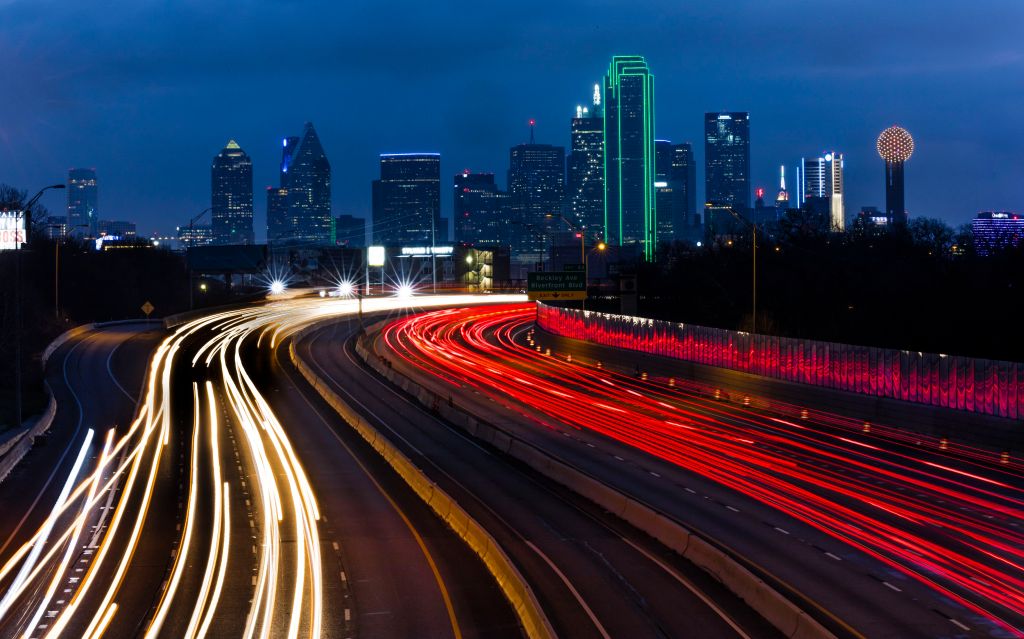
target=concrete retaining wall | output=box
[0,393,57,485]
[287,326,556,639]
[355,329,839,639]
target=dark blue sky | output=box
[2,0,1022,240]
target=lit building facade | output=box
[568,87,604,239]
[98,220,137,237]
[801,152,845,231]
[972,212,1024,256]
[67,168,98,238]
[604,56,656,259]
[177,224,213,248]
[372,153,442,246]
[454,171,511,246]
[211,140,254,245]
[704,112,750,215]
[284,123,332,246]
[507,141,565,261]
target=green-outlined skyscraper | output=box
[603,56,655,260]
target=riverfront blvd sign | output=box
[527,271,586,301]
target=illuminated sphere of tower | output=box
[876,126,914,163]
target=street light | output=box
[49,223,88,319]
[583,241,607,311]
[14,183,65,431]
[706,201,758,334]
[186,207,212,310]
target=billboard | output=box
[0,211,25,251]
[368,245,386,267]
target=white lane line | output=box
[524,541,612,639]
[774,527,790,535]
[882,582,901,592]
[649,471,661,478]
[950,619,970,631]
[684,488,697,494]
[620,537,753,639]
[825,552,842,561]
[725,506,740,513]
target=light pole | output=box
[186,207,212,310]
[14,183,65,430]
[707,201,758,334]
[49,223,88,318]
[544,213,586,265]
[583,242,606,311]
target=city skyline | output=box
[3,1,1022,239]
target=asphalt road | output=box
[376,304,1024,639]
[0,322,167,638]
[296,316,780,639]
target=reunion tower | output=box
[877,125,914,226]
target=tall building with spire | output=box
[568,85,604,238]
[284,122,332,246]
[66,168,98,238]
[211,140,254,245]
[775,165,789,209]
[604,56,656,259]
[877,125,914,227]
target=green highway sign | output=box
[527,271,586,301]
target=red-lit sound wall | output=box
[537,304,1024,420]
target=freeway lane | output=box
[297,316,780,639]
[377,303,1024,638]
[0,323,166,639]
[253,315,520,639]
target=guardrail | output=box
[0,392,57,485]
[356,324,841,639]
[537,303,1024,421]
[288,325,557,639]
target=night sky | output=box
[3,0,1022,241]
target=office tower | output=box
[507,136,565,260]
[604,56,656,259]
[568,86,604,238]
[654,140,675,241]
[335,214,366,247]
[671,143,699,241]
[98,220,136,237]
[704,112,750,215]
[67,168,98,237]
[972,212,1024,256]
[285,123,332,246]
[455,171,509,245]
[372,154,441,245]
[210,140,254,245]
[877,125,914,227]
[801,152,845,230]
[177,224,213,248]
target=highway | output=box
[295,315,780,638]
[0,294,533,638]
[376,303,1024,639]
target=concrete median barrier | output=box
[354,326,841,639]
[287,335,557,639]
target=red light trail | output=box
[381,303,1024,637]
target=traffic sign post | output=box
[527,271,586,301]
[141,301,154,319]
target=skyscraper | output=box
[877,125,914,227]
[801,152,845,230]
[372,154,442,246]
[704,112,751,216]
[604,56,656,259]
[284,123,332,246]
[568,86,604,238]
[267,136,299,245]
[507,135,565,262]
[67,168,98,237]
[454,171,510,246]
[671,143,698,241]
[654,140,675,241]
[211,140,254,245]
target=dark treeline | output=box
[591,213,1023,362]
[0,185,190,429]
